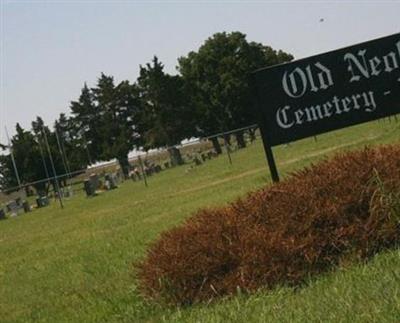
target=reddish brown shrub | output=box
[135,144,400,305]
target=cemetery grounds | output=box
[0,119,400,322]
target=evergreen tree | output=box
[137,56,193,166]
[0,122,63,194]
[70,83,100,166]
[70,75,142,177]
[54,113,88,174]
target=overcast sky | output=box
[1,0,399,143]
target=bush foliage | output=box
[135,145,400,305]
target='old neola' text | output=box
[276,90,376,129]
[281,39,400,99]
[345,40,400,82]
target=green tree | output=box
[0,122,64,195]
[54,113,88,174]
[178,31,293,151]
[137,56,193,166]
[70,75,142,177]
[70,83,100,166]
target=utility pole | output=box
[42,127,64,209]
[55,127,70,179]
[5,126,22,189]
[37,134,51,189]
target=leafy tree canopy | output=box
[178,31,294,136]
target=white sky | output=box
[1,0,399,143]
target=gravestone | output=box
[104,179,110,190]
[6,200,21,217]
[104,174,117,190]
[116,170,124,183]
[84,180,96,197]
[15,197,23,207]
[22,201,31,213]
[0,208,6,220]
[89,174,99,190]
[36,196,50,208]
[62,186,73,198]
[112,173,118,187]
[6,200,17,212]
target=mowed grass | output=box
[0,119,399,323]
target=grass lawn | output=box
[0,119,399,322]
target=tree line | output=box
[0,31,293,193]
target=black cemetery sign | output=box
[252,33,400,182]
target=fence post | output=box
[223,131,232,165]
[138,155,148,187]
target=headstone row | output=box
[83,172,122,197]
[0,197,32,220]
